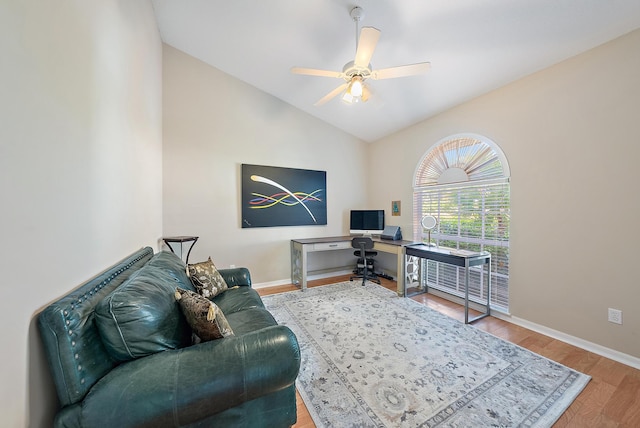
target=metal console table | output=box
[162,236,199,264]
[405,244,491,324]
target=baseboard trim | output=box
[493,313,640,370]
[252,279,291,289]
[253,270,353,289]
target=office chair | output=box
[349,237,381,285]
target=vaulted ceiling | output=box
[151,0,640,142]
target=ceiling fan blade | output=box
[354,27,381,68]
[291,67,344,78]
[371,62,431,80]
[314,83,348,106]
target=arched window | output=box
[412,134,510,312]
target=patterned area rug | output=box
[262,281,590,427]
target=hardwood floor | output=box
[257,275,640,427]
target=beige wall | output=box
[370,29,640,359]
[0,1,163,426]
[162,45,368,283]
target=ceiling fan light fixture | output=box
[342,92,355,104]
[361,85,370,102]
[342,76,364,104]
[350,76,363,97]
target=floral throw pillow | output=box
[186,257,229,298]
[174,288,234,341]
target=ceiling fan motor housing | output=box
[342,60,372,81]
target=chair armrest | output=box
[79,325,299,427]
[219,267,252,287]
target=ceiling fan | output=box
[291,6,430,106]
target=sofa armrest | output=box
[77,325,299,428]
[219,267,252,288]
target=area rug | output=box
[262,281,590,427]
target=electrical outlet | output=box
[608,308,623,325]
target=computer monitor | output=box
[349,210,385,236]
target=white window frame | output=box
[413,134,510,312]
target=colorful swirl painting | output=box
[241,164,327,228]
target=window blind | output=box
[413,180,510,311]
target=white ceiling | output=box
[151,0,640,143]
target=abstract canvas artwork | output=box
[241,164,327,228]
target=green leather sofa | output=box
[38,247,300,427]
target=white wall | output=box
[0,1,163,426]
[162,45,368,283]
[369,29,640,359]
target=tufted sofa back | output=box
[38,247,154,407]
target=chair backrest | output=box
[352,237,374,251]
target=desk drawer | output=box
[312,241,351,251]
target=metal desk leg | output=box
[465,262,470,324]
[466,257,491,324]
[290,241,307,292]
[486,258,491,318]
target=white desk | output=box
[290,236,415,295]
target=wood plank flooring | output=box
[257,275,640,427]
